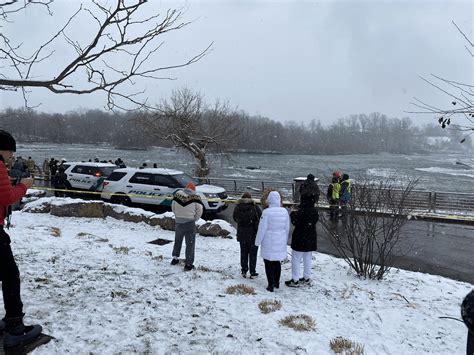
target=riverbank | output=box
[3,210,472,354]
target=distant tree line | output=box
[0,108,470,154]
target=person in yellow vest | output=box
[26,157,36,179]
[339,174,351,219]
[326,175,341,221]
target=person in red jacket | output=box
[0,129,42,349]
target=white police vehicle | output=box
[100,167,228,212]
[62,162,118,192]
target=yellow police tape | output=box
[29,185,279,205]
[26,186,474,222]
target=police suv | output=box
[100,168,229,212]
[62,162,118,192]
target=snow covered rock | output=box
[147,213,175,231]
[51,202,105,218]
[22,198,234,238]
[103,204,149,223]
[198,219,234,238]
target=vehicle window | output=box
[129,172,154,185]
[98,167,116,177]
[71,165,94,175]
[172,173,198,188]
[106,172,127,181]
[61,164,70,171]
[154,175,179,187]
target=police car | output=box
[100,167,228,212]
[62,162,118,192]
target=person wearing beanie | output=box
[0,129,42,348]
[339,173,351,219]
[171,181,203,271]
[461,290,474,355]
[185,182,196,191]
[299,173,320,204]
[285,194,319,287]
[233,192,262,278]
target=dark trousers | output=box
[0,228,23,318]
[172,221,196,266]
[340,201,348,219]
[468,329,474,355]
[239,241,258,274]
[329,199,339,220]
[263,259,281,288]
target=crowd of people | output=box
[168,171,473,354]
[0,128,473,353]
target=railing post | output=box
[432,192,437,213]
[234,179,237,194]
[261,181,265,193]
[428,192,432,212]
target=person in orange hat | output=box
[171,181,203,271]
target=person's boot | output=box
[3,314,42,348]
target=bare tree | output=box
[137,87,240,177]
[410,21,473,143]
[320,177,418,280]
[0,0,210,110]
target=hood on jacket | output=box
[176,188,196,199]
[237,197,254,204]
[267,191,281,207]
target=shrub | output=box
[279,314,315,331]
[113,246,132,255]
[329,336,365,354]
[258,299,282,314]
[50,227,61,237]
[225,284,256,295]
[321,177,418,280]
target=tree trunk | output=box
[194,151,210,177]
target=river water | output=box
[17,143,473,193]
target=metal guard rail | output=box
[196,177,474,215]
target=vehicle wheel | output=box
[112,195,131,206]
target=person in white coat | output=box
[255,190,290,292]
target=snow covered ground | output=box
[2,209,472,354]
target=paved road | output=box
[217,205,474,284]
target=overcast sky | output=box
[1,0,472,126]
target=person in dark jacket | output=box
[9,157,29,183]
[49,158,58,179]
[462,290,474,355]
[285,194,319,287]
[233,192,262,278]
[52,165,70,197]
[299,174,320,203]
[0,130,42,348]
[339,173,351,219]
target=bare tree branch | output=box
[0,1,211,110]
[136,87,240,177]
[409,21,473,143]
